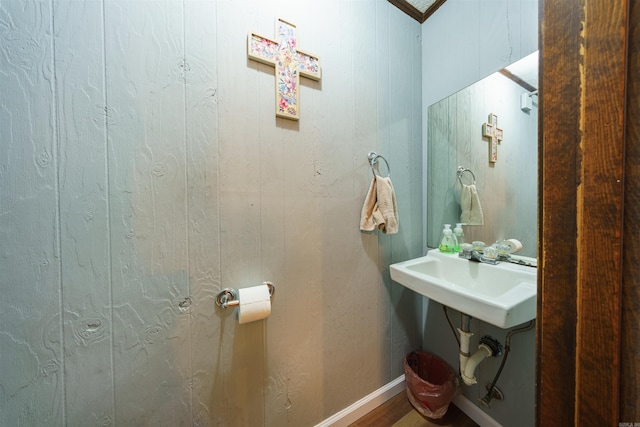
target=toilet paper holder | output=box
[215,282,275,308]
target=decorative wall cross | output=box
[248,18,321,121]
[482,113,504,163]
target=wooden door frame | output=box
[538,0,638,425]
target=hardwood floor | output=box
[348,391,479,427]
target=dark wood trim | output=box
[575,0,627,422]
[387,0,447,24]
[537,0,581,424]
[539,0,635,425]
[620,0,640,422]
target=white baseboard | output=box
[453,394,503,427]
[314,375,502,427]
[314,375,406,427]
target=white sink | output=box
[390,249,537,329]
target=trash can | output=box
[403,351,459,419]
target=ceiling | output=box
[388,0,447,23]
[405,0,439,13]
[388,0,538,93]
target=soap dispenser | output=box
[453,223,464,253]
[439,224,458,254]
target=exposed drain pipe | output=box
[479,319,536,407]
[452,312,536,405]
[457,314,503,386]
[457,314,473,381]
[462,335,502,385]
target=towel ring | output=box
[457,166,476,185]
[368,152,390,178]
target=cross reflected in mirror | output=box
[482,113,504,163]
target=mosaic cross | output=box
[248,18,321,121]
[482,113,504,163]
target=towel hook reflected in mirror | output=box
[368,152,391,178]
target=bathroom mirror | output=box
[426,52,539,258]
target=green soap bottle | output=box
[453,223,464,253]
[438,224,458,253]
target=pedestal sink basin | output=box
[390,249,537,329]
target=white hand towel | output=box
[360,176,399,234]
[459,183,484,225]
[360,178,383,231]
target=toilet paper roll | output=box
[237,284,271,324]
[505,239,524,254]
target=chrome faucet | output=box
[459,246,500,265]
